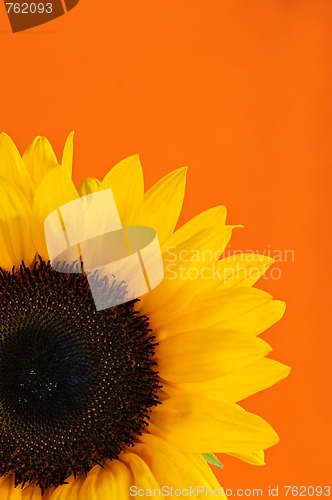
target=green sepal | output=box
[203,453,224,468]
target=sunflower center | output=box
[0,259,160,492]
[0,319,93,424]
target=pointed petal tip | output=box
[0,132,14,145]
[170,165,188,176]
[63,130,75,148]
[283,364,292,377]
[78,177,101,196]
[261,255,275,265]
[210,204,227,218]
[275,300,286,318]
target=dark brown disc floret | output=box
[0,259,160,492]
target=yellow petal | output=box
[163,358,291,403]
[153,252,271,313]
[23,136,58,188]
[140,205,235,316]
[214,253,274,289]
[0,132,34,203]
[133,434,226,495]
[142,225,238,321]
[78,177,101,196]
[22,483,53,500]
[155,287,285,337]
[0,176,35,270]
[227,450,266,466]
[140,167,187,245]
[0,476,22,499]
[120,452,160,491]
[165,205,227,246]
[140,284,201,329]
[21,484,40,500]
[99,154,144,225]
[61,132,74,178]
[48,475,85,500]
[78,460,131,500]
[32,166,79,260]
[156,330,272,383]
[150,395,279,455]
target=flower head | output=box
[0,132,290,499]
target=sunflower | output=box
[0,132,290,500]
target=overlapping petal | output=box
[140,206,235,316]
[22,483,54,500]
[150,395,279,455]
[77,177,101,196]
[32,166,79,260]
[0,176,35,270]
[120,453,160,491]
[0,475,22,499]
[57,460,131,500]
[23,136,59,188]
[214,254,274,290]
[99,154,144,225]
[139,167,187,245]
[156,330,272,383]
[163,358,291,403]
[153,287,285,338]
[132,434,226,497]
[48,475,85,500]
[0,133,34,203]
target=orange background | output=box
[1,0,331,496]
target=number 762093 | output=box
[5,2,53,14]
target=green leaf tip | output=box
[203,453,224,469]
